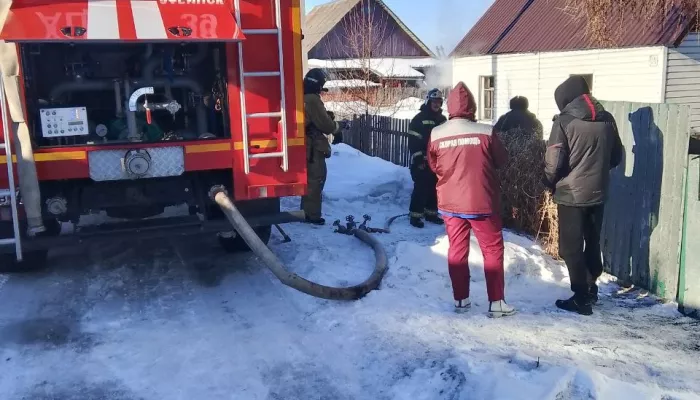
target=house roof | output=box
[451,0,693,57]
[303,0,435,57]
[308,58,430,79]
[324,79,381,89]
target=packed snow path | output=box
[0,145,698,400]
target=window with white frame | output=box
[480,76,495,120]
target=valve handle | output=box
[144,97,152,125]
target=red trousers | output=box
[444,215,505,302]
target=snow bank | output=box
[324,144,412,202]
[309,58,429,79]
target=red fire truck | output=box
[0,0,308,269]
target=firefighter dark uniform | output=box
[300,68,341,225]
[408,89,447,228]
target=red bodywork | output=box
[0,0,307,202]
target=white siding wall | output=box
[452,56,494,122]
[666,33,700,133]
[453,47,666,137]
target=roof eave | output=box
[373,0,436,58]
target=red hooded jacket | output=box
[427,82,508,216]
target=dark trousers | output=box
[444,214,505,302]
[558,204,605,298]
[300,150,327,220]
[409,165,438,217]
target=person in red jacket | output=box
[427,82,516,318]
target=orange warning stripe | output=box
[0,151,86,164]
[233,137,304,151]
[184,143,232,154]
[291,0,305,139]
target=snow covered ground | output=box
[0,144,699,399]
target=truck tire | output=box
[0,250,49,273]
[0,219,59,273]
[218,225,272,253]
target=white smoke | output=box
[423,57,454,92]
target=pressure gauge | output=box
[95,124,108,138]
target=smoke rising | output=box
[423,58,453,92]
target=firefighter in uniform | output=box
[407,89,447,228]
[300,68,342,225]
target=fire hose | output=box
[210,186,388,301]
[383,213,409,233]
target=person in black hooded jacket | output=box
[494,96,543,139]
[544,76,623,316]
[407,88,447,228]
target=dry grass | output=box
[564,0,699,47]
[496,130,559,258]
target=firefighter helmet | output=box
[425,88,444,106]
[304,68,328,94]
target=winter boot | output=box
[409,216,425,228]
[589,284,599,305]
[424,212,444,226]
[488,300,517,318]
[304,216,326,226]
[555,295,593,316]
[454,298,471,313]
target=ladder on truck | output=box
[0,75,23,261]
[234,0,289,175]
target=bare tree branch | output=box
[322,0,421,118]
[565,0,698,47]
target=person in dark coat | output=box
[300,68,343,225]
[407,88,447,228]
[494,96,543,139]
[544,76,623,316]
[427,82,516,318]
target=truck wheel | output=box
[218,225,272,253]
[0,219,58,273]
[0,250,49,273]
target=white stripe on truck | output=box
[87,0,120,40]
[131,0,168,39]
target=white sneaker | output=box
[454,298,471,313]
[488,300,517,318]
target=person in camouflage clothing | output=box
[300,68,342,225]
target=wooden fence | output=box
[343,114,413,168]
[679,151,700,317]
[598,101,690,301]
[343,103,696,308]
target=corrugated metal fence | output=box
[344,102,694,303]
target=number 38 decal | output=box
[181,14,218,38]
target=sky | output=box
[304,0,495,54]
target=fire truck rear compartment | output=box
[21,42,230,146]
[2,41,284,241]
